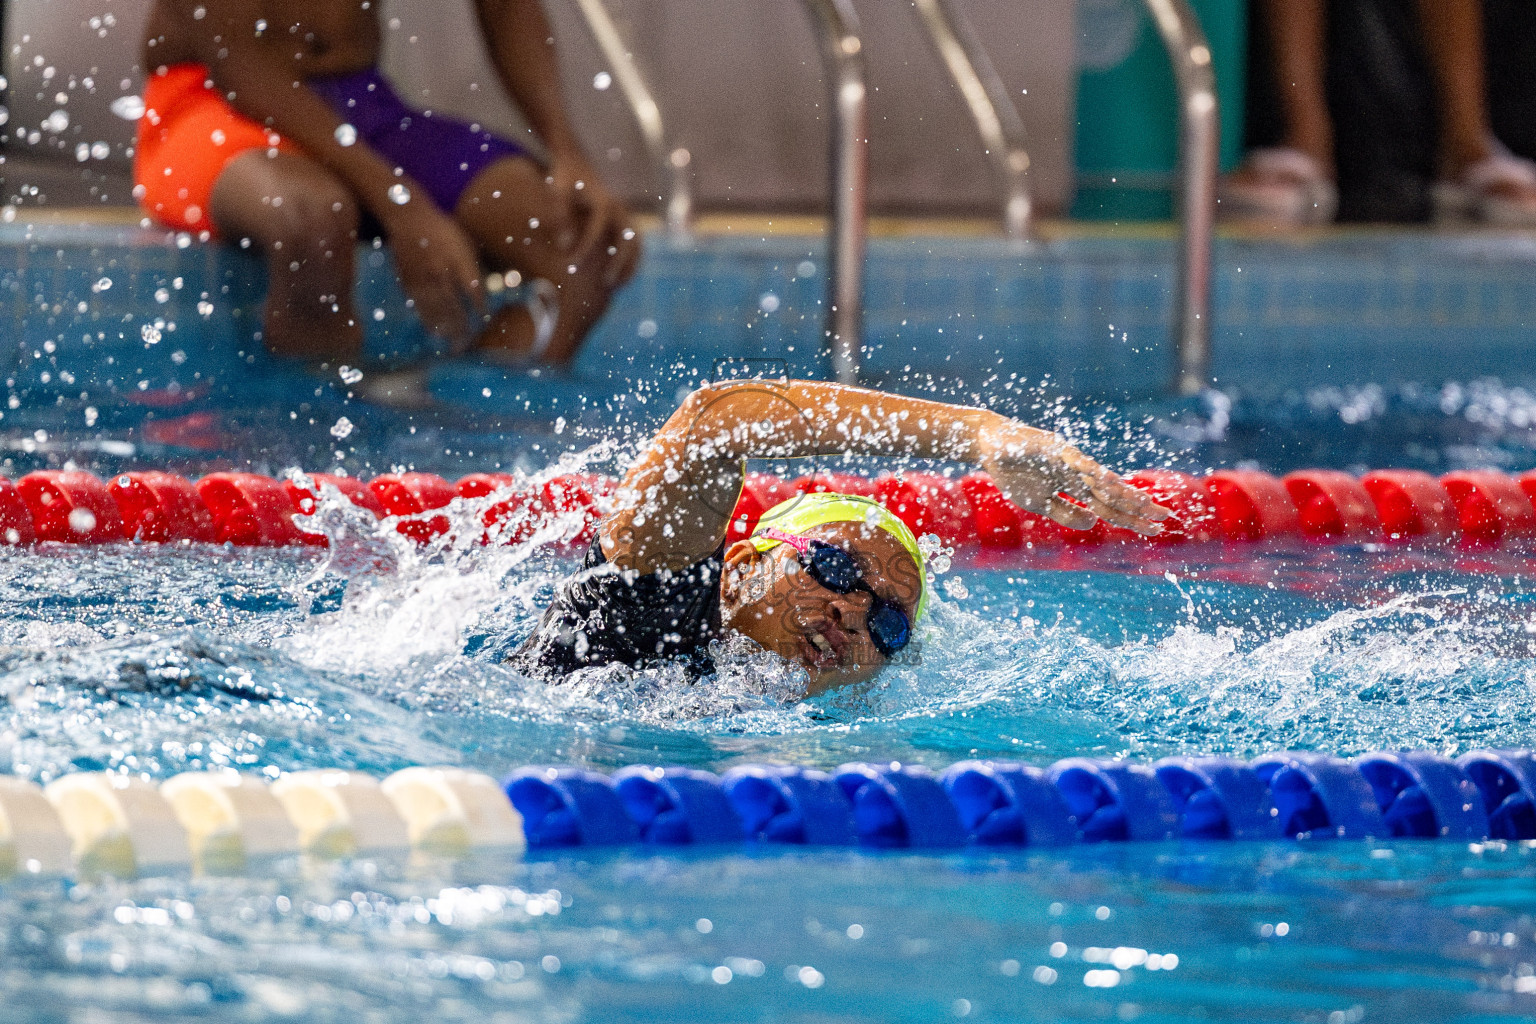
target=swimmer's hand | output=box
[975,421,1172,535]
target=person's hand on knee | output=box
[383,201,485,351]
[546,151,636,277]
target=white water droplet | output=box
[334,123,357,147]
[68,508,97,535]
[338,365,364,385]
[91,141,110,159]
[387,183,411,205]
[43,109,69,133]
[592,71,612,91]
[92,277,112,292]
[141,323,162,345]
[330,416,354,439]
[110,95,144,120]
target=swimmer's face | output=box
[720,520,924,694]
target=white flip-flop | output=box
[1433,149,1536,227]
[477,277,561,369]
[1217,147,1338,226]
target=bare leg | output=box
[1260,0,1334,173]
[210,150,363,362]
[1412,0,1536,218]
[1415,0,1493,172]
[1218,0,1336,224]
[454,157,640,364]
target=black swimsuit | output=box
[509,538,725,680]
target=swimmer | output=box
[511,380,1170,691]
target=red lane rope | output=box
[0,467,1532,550]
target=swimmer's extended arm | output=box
[600,380,1170,574]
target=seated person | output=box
[1222,0,1536,226]
[134,0,640,370]
[511,379,1170,691]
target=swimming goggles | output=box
[757,528,913,659]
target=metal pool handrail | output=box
[573,0,868,382]
[800,0,870,386]
[911,0,1032,240]
[570,0,692,236]
[1144,0,1219,396]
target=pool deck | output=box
[2,205,1534,419]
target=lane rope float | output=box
[0,467,1530,552]
[0,749,1532,880]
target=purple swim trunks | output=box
[305,67,525,214]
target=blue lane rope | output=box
[11,751,1536,881]
[506,750,1536,850]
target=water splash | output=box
[0,439,1530,780]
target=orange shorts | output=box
[133,64,298,236]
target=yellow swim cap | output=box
[749,492,929,621]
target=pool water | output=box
[3,839,1534,1024]
[1,382,1535,1021]
[3,222,1536,1023]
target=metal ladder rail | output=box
[1144,0,1219,396]
[911,0,1033,240]
[800,0,870,386]
[570,0,692,236]
[573,0,868,383]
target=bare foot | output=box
[260,301,363,364]
[475,277,596,366]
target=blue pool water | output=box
[3,519,1536,1023]
[1,222,1535,1021]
